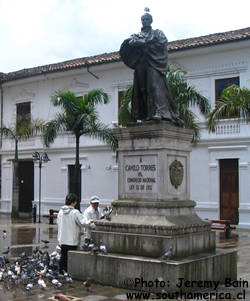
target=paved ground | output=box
[0,214,250,300]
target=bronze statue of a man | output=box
[120,9,182,125]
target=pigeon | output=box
[32,246,40,257]
[84,238,91,244]
[3,230,7,239]
[160,246,173,260]
[36,266,47,277]
[0,256,6,267]
[91,245,99,254]
[51,245,61,254]
[21,271,29,284]
[26,283,33,291]
[45,272,54,281]
[52,245,61,256]
[87,239,99,253]
[42,251,51,266]
[15,262,21,275]
[82,238,91,251]
[11,273,19,284]
[38,249,44,256]
[0,271,3,281]
[19,251,28,262]
[2,247,10,255]
[99,240,107,254]
[65,275,73,283]
[88,239,95,251]
[38,277,46,289]
[7,270,13,276]
[41,239,49,245]
[52,278,62,288]
[100,206,113,221]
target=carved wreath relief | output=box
[169,160,184,189]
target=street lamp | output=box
[32,151,50,223]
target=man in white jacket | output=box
[57,193,85,273]
[83,195,102,239]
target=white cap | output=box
[90,195,100,203]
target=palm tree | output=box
[119,66,211,143]
[43,89,118,209]
[207,84,250,132]
[167,66,210,141]
[0,117,45,217]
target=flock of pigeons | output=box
[82,238,107,254]
[0,243,73,292]
[0,231,109,294]
[82,238,172,260]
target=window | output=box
[16,102,31,127]
[215,77,240,118]
[215,77,240,102]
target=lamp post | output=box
[32,151,50,223]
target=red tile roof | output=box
[1,27,250,83]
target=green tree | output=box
[43,89,118,209]
[119,66,211,143]
[0,117,45,217]
[118,85,133,126]
[207,84,250,132]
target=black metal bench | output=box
[43,209,59,224]
[210,219,236,239]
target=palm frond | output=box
[51,90,78,114]
[43,114,68,147]
[179,108,200,143]
[83,89,109,106]
[207,84,250,132]
[118,87,133,126]
[85,121,118,151]
[72,107,99,132]
[167,66,210,114]
[46,89,117,159]
[16,118,45,140]
[0,126,16,139]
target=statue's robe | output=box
[120,28,180,124]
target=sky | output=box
[0,0,249,73]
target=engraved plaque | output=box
[124,155,157,193]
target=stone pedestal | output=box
[93,123,215,258]
[68,123,237,291]
[92,200,215,258]
[116,123,192,201]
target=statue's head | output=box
[141,8,153,27]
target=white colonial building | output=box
[0,27,250,227]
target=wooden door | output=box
[18,161,34,213]
[219,159,239,224]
